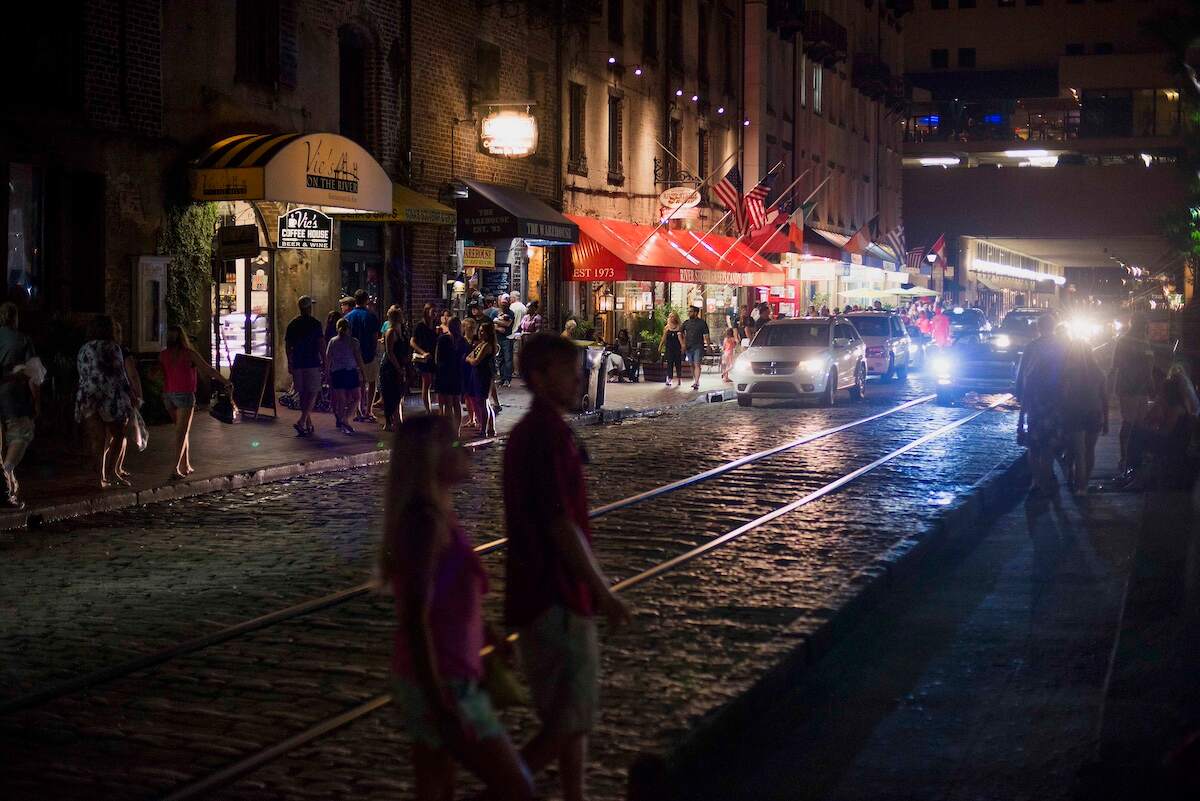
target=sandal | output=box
[110,475,131,488]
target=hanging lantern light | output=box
[480,107,539,158]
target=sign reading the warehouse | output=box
[278,208,333,250]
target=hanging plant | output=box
[157,202,219,338]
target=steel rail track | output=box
[158,396,1008,801]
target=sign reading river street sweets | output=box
[278,208,333,250]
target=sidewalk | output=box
[665,415,1197,801]
[1,372,733,531]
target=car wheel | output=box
[850,363,866,400]
[882,354,894,382]
[936,388,957,406]
[897,356,909,381]
[737,395,752,407]
[821,368,837,407]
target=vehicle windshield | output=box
[949,309,986,328]
[752,323,830,347]
[848,317,889,337]
[1001,311,1045,332]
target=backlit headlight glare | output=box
[799,358,827,374]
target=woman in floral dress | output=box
[75,316,135,488]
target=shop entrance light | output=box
[480,105,538,158]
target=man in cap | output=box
[285,295,326,436]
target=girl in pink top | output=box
[159,326,228,481]
[378,415,532,801]
[720,327,738,382]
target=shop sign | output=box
[217,224,261,259]
[462,246,496,269]
[572,264,624,281]
[278,207,333,250]
[458,204,577,242]
[480,110,539,158]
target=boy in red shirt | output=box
[503,333,630,801]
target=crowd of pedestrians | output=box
[381,333,629,801]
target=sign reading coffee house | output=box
[278,207,333,250]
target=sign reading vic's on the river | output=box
[278,208,333,250]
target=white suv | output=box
[733,317,867,407]
[845,311,911,381]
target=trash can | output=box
[576,344,609,412]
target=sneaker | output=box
[341,423,356,435]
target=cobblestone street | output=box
[1,374,1025,800]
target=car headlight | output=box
[734,353,751,372]
[993,334,1011,349]
[1113,319,1123,332]
[930,354,953,376]
[799,358,827,374]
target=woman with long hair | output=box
[379,307,410,432]
[159,325,230,480]
[379,416,533,801]
[410,303,438,413]
[112,320,142,482]
[326,318,366,434]
[76,316,136,488]
[660,311,684,387]
[466,321,498,437]
[461,318,479,430]
[433,317,465,434]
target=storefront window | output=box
[5,163,42,300]
[213,253,273,370]
[341,223,383,304]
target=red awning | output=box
[566,215,782,285]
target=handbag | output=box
[481,651,528,710]
[132,408,150,452]
[209,385,239,424]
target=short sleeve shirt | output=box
[681,317,710,350]
[0,327,35,418]
[1111,334,1154,397]
[344,307,381,361]
[284,315,324,369]
[502,398,594,627]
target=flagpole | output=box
[634,147,737,251]
[715,165,809,265]
[694,160,786,261]
[743,169,814,263]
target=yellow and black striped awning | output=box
[188,132,392,213]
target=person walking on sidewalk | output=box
[1110,312,1155,477]
[159,325,230,481]
[326,318,366,434]
[495,295,518,387]
[76,316,135,489]
[502,333,632,801]
[380,415,534,801]
[112,321,142,483]
[411,303,438,413]
[1060,341,1109,497]
[721,327,737,382]
[1017,317,1068,495]
[344,289,381,424]
[681,305,711,391]
[0,302,40,508]
[434,317,466,434]
[661,311,684,387]
[466,321,498,438]
[461,318,480,431]
[285,295,326,437]
[379,306,410,432]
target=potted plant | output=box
[637,303,679,382]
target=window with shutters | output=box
[568,82,588,176]
[668,0,683,66]
[474,41,501,103]
[236,0,281,87]
[607,94,624,185]
[721,10,735,95]
[697,3,710,87]
[608,0,623,44]
[642,0,658,61]
[339,26,368,145]
[666,118,682,182]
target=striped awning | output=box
[188,132,392,213]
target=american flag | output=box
[906,247,928,273]
[745,171,776,233]
[713,165,746,234]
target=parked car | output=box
[845,311,912,381]
[732,317,868,407]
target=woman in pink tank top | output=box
[378,415,531,801]
[159,326,229,481]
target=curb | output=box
[654,450,1031,793]
[1,393,734,533]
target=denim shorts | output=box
[162,391,196,410]
[391,676,505,749]
[686,347,704,365]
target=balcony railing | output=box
[852,54,891,100]
[801,11,848,67]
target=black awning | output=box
[456,179,578,244]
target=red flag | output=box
[929,233,946,265]
[844,214,879,256]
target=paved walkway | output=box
[3,372,733,529]
[666,418,1197,801]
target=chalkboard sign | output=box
[481,265,510,298]
[230,354,277,419]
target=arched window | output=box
[339,26,368,145]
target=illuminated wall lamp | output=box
[919,157,960,167]
[480,107,539,158]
